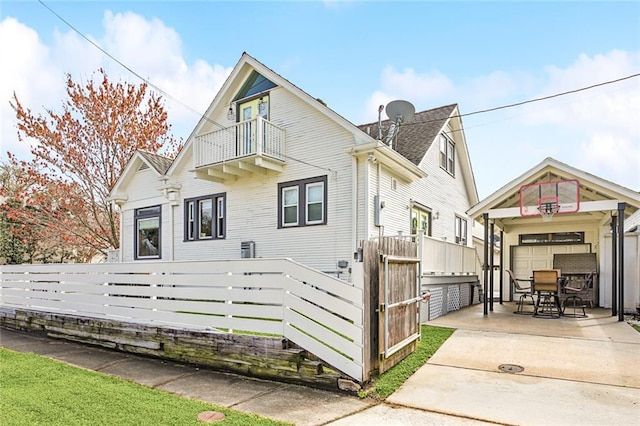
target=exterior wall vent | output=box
[241,241,255,258]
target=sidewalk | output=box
[1,328,488,425]
[2,303,639,425]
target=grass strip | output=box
[0,348,290,426]
[360,324,455,400]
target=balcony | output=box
[193,116,285,182]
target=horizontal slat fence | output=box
[0,258,364,381]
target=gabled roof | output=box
[468,157,640,224]
[108,150,172,200]
[138,150,172,175]
[358,104,457,166]
[168,52,375,175]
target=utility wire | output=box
[403,73,640,127]
[37,0,227,132]
[38,0,337,173]
[38,0,639,143]
[38,0,334,172]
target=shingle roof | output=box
[138,150,173,175]
[358,104,457,165]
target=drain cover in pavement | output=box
[498,364,524,374]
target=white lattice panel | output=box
[447,285,460,312]
[460,284,471,307]
[427,287,444,320]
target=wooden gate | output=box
[362,236,421,376]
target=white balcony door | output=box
[237,96,269,156]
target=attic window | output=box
[439,133,455,176]
[137,162,150,171]
[234,71,277,101]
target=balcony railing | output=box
[194,117,285,171]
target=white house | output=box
[108,53,479,279]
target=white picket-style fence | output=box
[0,258,364,381]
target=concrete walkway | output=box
[2,303,639,425]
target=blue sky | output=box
[1,1,639,198]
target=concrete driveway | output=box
[378,303,640,425]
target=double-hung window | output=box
[278,176,327,228]
[439,133,455,176]
[184,193,226,241]
[135,206,161,259]
[455,216,468,245]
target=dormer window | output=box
[232,71,276,122]
[439,133,455,176]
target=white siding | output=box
[411,127,473,243]
[119,167,168,262]
[120,87,358,274]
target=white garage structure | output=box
[468,158,640,320]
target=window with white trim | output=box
[439,133,455,176]
[184,193,226,241]
[278,176,327,228]
[135,206,161,259]
[455,215,467,245]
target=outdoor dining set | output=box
[508,268,597,319]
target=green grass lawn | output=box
[0,349,289,426]
[0,325,454,425]
[360,325,455,400]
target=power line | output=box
[38,0,639,145]
[36,0,227,133]
[38,0,337,172]
[404,72,640,127]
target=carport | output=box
[467,157,640,321]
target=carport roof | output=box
[467,157,640,228]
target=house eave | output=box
[348,141,428,182]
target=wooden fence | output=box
[0,258,365,382]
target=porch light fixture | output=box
[226,104,235,121]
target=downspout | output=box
[377,162,382,238]
[119,207,124,262]
[364,158,370,239]
[352,155,358,259]
[168,204,174,261]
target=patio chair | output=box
[532,270,562,318]
[507,269,535,315]
[561,271,594,318]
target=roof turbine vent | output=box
[384,100,415,149]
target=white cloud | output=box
[0,11,232,160]
[0,17,62,159]
[363,66,454,122]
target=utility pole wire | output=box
[38,0,639,132]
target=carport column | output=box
[618,202,626,322]
[611,215,617,317]
[489,220,495,311]
[499,229,504,304]
[483,213,489,315]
